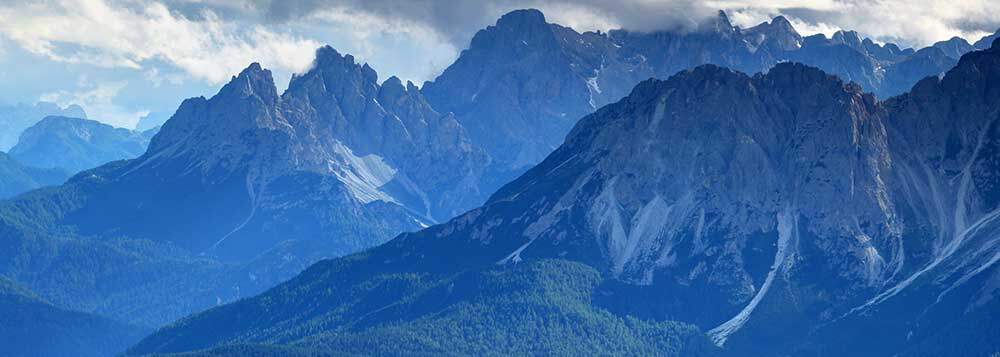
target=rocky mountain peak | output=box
[933,36,975,59]
[220,62,278,105]
[10,115,152,172]
[141,61,289,177]
[745,15,803,50]
[469,8,557,53]
[697,10,736,34]
[495,8,547,30]
[832,30,865,49]
[289,46,379,97]
[770,15,793,30]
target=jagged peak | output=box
[314,45,345,66]
[469,8,554,49]
[382,75,403,89]
[496,8,547,28]
[405,80,420,93]
[699,9,735,34]
[288,45,380,93]
[716,10,732,26]
[378,75,407,102]
[832,30,863,46]
[361,63,377,82]
[219,62,278,104]
[770,15,794,30]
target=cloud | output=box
[40,80,149,128]
[719,0,1000,47]
[0,0,321,84]
[2,0,999,96]
[249,0,1000,49]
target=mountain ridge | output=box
[10,115,155,173]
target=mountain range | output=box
[423,9,998,174]
[2,8,999,356]
[132,38,1000,356]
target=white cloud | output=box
[40,80,149,128]
[711,0,1000,47]
[0,0,321,84]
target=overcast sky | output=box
[1,0,998,128]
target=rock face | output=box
[0,102,86,151]
[135,42,1000,356]
[423,9,977,178]
[0,151,69,199]
[10,116,156,173]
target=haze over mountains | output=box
[0,115,157,198]
[2,7,1000,356]
[10,116,157,173]
[0,101,86,151]
[0,152,69,199]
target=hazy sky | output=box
[1,0,998,128]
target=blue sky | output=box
[1,0,998,129]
